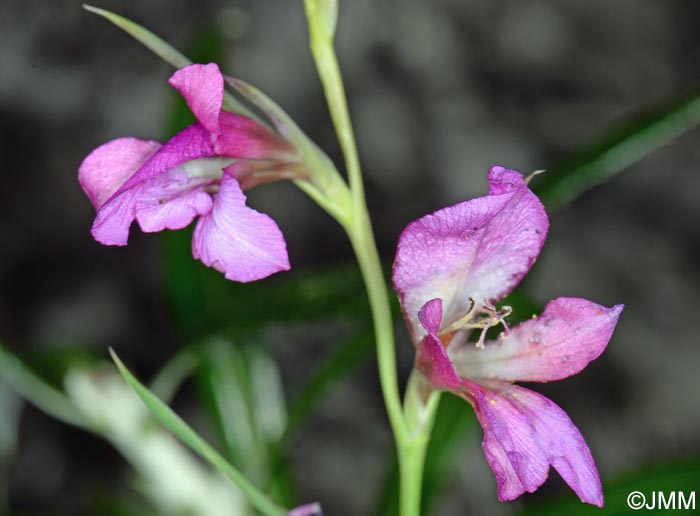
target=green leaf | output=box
[0,343,88,429]
[518,459,700,516]
[109,349,288,516]
[535,92,700,210]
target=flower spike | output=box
[393,166,623,505]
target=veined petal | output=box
[91,124,216,245]
[463,381,603,506]
[451,298,624,382]
[191,173,290,282]
[134,167,214,233]
[463,380,549,500]
[415,299,462,390]
[169,63,224,134]
[393,166,548,342]
[79,138,161,210]
[215,111,295,161]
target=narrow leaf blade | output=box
[109,349,287,516]
[0,343,88,429]
[535,92,700,210]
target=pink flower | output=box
[288,502,322,516]
[393,166,623,506]
[79,63,301,282]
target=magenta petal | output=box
[214,111,295,160]
[169,63,224,135]
[79,138,161,210]
[91,125,217,245]
[134,167,213,233]
[466,380,549,500]
[287,503,323,516]
[115,124,216,195]
[191,174,290,282]
[415,299,462,390]
[465,381,603,506]
[451,298,624,382]
[393,166,548,341]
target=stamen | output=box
[441,298,477,334]
[524,169,546,185]
[440,298,513,349]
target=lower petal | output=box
[191,174,290,282]
[135,167,213,233]
[463,381,603,506]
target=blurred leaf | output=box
[374,393,476,516]
[518,459,700,516]
[84,5,257,120]
[161,227,371,338]
[535,91,700,210]
[0,343,88,429]
[109,349,288,516]
[149,347,200,404]
[198,338,296,507]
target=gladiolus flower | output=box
[393,166,623,506]
[79,63,303,282]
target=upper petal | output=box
[451,298,624,382]
[191,173,290,282]
[169,63,224,134]
[79,138,161,210]
[463,381,603,506]
[393,166,548,341]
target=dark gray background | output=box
[1,1,699,515]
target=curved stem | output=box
[346,213,409,445]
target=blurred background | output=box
[1,0,699,515]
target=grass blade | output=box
[0,343,88,429]
[535,92,700,210]
[109,349,288,516]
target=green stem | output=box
[304,0,365,211]
[304,0,407,445]
[346,213,409,445]
[303,3,443,514]
[400,374,441,516]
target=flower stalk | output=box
[304,2,432,513]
